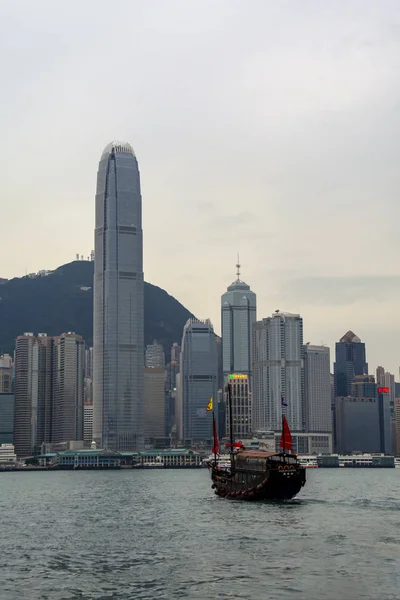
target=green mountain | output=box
[0,261,194,358]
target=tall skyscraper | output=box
[0,354,13,393]
[304,344,331,433]
[93,141,144,451]
[335,391,391,454]
[383,371,395,410]
[252,312,304,433]
[374,367,395,417]
[221,260,256,382]
[52,333,85,444]
[143,367,165,440]
[0,393,14,444]
[14,332,87,457]
[145,340,165,369]
[226,373,251,437]
[334,331,367,397]
[83,347,93,445]
[165,359,179,436]
[170,343,181,363]
[14,333,53,457]
[84,403,94,445]
[376,366,385,387]
[394,398,400,456]
[180,318,218,441]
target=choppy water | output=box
[1,468,400,600]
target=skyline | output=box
[1,1,400,372]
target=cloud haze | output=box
[1,0,400,372]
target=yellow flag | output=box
[206,397,213,412]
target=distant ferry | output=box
[202,454,231,469]
[298,456,318,468]
[133,461,165,469]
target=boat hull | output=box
[211,464,306,501]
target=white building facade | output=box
[252,312,304,433]
[226,373,252,438]
[145,340,165,369]
[304,344,332,434]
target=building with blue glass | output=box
[0,393,14,444]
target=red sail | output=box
[279,416,293,451]
[212,415,219,455]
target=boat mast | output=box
[212,409,218,466]
[227,383,235,470]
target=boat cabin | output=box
[235,450,298,471]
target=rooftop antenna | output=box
[236,253,240,280]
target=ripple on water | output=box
[1,469,400,600]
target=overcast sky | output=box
[1,0,400,372]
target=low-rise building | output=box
[0,443,17,463]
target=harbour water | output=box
[1,468,399,600]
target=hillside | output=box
[0,261,194,358]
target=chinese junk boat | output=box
[210,385,306,501]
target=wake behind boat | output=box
[209,384,306,501]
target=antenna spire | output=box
[236,253,241,280]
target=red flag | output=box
[212,415,219,455]
[279,416,292,451]
[225,441,245,449]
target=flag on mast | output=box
[212,415,219,455]
[279,416,292,451]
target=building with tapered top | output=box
[334,331,367,397]
[221,259,256,383]
[93,141,144,451]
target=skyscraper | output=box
[394,398,400,456]
[376,366,385,387]
[252,312,304,433]
[304,344,331,434]
[14,333,53,457]
[170,343,181,363]
[84,347,93,445]
[335,392,391,454]
[93,141,144,451]
[334,331,367,397]
[165,359,179,436]
[0,354,13,393]
[14,332,87,456]
[221,260,256,382]
[0,393,14,444]
[145,340,165,369]
[179,319,218,442]
[226,373,252,437]
[52,333,85,445]
[144,367,165,440]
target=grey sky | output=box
[1,0,400,372]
